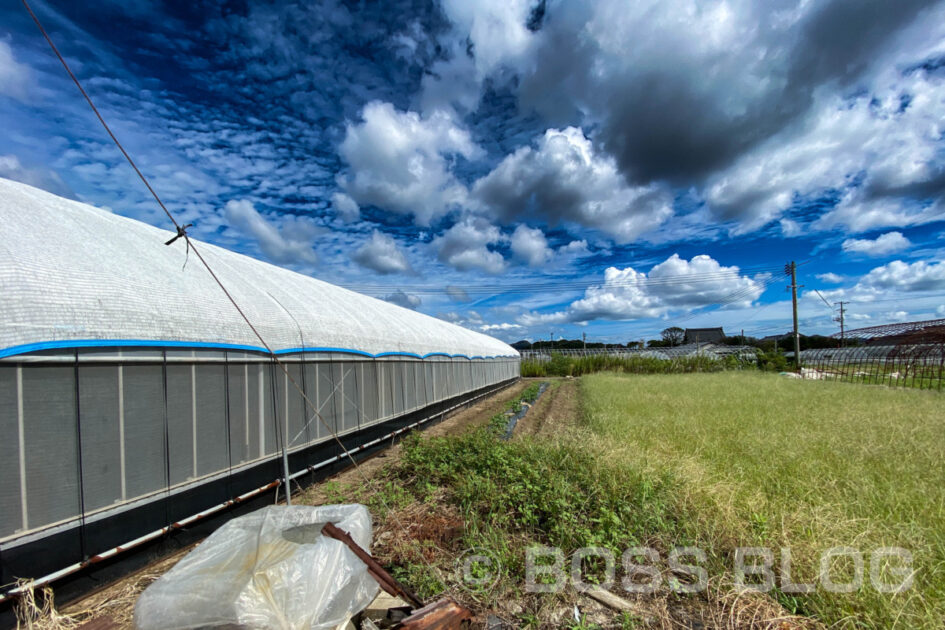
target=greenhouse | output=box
[0,178,519,590]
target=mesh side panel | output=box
[23,366,79,529]
[261,365,277,457]
[123,365,167,498]
[77,366,122,511]
[0,367,21,537]
[285,364,305,449]
[300,362,319,446]
[194,364,227,477]
[247,364,266,459]
[377,362,389,419]
[360,363,378,427]
[227,364,251,465]
[392,362,406,415]
[340,363,359,432]
[416,362,427,408]
[272,368,286,452]
[405,362,417,411]
[432,363,442,401]
[317,363,339,437]
[165,365,194,485]
[328,363,346,431]
[424,363,434,405]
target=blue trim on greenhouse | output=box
[0,339,519,360]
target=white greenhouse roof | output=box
[0,178,517,360]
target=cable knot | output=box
[164,223,192,246]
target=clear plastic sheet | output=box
[134,504,379,630]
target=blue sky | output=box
[1,0,944,344]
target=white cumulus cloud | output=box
[509,224,553,267]
[519,254,764,324]
[432,217,507,274]
[473,127,672,243]
[331,191,360,222]
[338,101,482,225]
[859,260,945,292]
[351,229,414,275]
[841,231,912,256]
[817,272,844,284]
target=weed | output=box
[390,562,445,600]
[581,371,945,628]
[566,613,602,629]
[521,352,741,377]
[618,611,641,629]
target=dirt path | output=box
[43,382,529,629]
[514,377,579,438]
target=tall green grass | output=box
[521,352,741,377]
[581,371,945,628]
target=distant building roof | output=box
[684,327,725,343]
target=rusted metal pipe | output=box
[321,521,424,609]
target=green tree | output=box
[661,326,685,346]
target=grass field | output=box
[581,371,945,628]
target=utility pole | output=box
[786,261,803,371]
[835,301,847,347]
[582,332,587,354]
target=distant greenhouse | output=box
[0,178,519,594]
